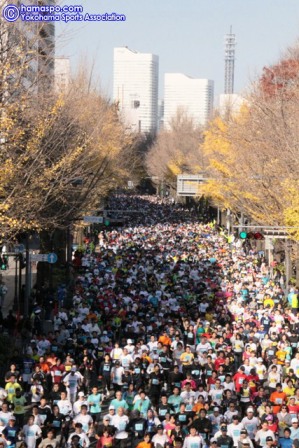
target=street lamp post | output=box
[13,255,18,311]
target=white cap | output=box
[78,392,85,397]
[257,358,263,362]
[292,418,298,423]
[127,339,133,344]
[247,407,254,413]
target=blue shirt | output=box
[87,393,102,413]
[279,437,292,448]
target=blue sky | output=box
[56,0,299,102]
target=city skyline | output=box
[56,0,299,102]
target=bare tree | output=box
[146,109,205,191]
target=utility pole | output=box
[285,241,292,292]
[13,256,18,312]
[24,234,30,318]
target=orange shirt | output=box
[136,443,152,448]
[192,402,204,414]
[39,362,50,373]
[270,391,287,414]
[46,356,56,368]
[158,335,171,346]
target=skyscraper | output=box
[113,47,159,134]
[163,73,214,129]
[54,57,71,93]
[0,0,55,95]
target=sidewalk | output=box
[0,260,36,317]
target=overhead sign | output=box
[30,254,48,262]
[83,216,103,224]
[177,174,205,196]
[30,253,57,263]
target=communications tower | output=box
[224,26,236,94]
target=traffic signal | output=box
[104,219,110,226]
[253,232,264,240]
[239,231,264,240]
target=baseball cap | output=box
[221,425,227,430]
[108,406,115,410]
[292,418,298,423]
[247,407,254,413]
[9,416,16,421]
[266,437,273,442]
[214,407,220,412]
[78,392,85,397]
[240,430,248,434]
[157,424,163,430]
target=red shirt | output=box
[214,357,225,370]
[233,372,248,392]
[50,364,65,383]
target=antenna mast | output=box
[224,26,236,94]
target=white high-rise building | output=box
[164,74,214,129]
[54,57,71,93]
[113,47,159,134]
[219,93,245,117]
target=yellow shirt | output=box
[5,382,22,402]
[276,350,287,364]
[283,386,295,397]
[180,352,194,365]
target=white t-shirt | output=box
[73,413,93,433]
[152,433,168,447]
[228,423,244,446]
[111,414,129,439]
[255,429,275,447]
[183,434,204,448]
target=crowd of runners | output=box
[1,194,299,448]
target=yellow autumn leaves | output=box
[0,18,132,241]
[201,53,299,239]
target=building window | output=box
[132,100,140,109]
